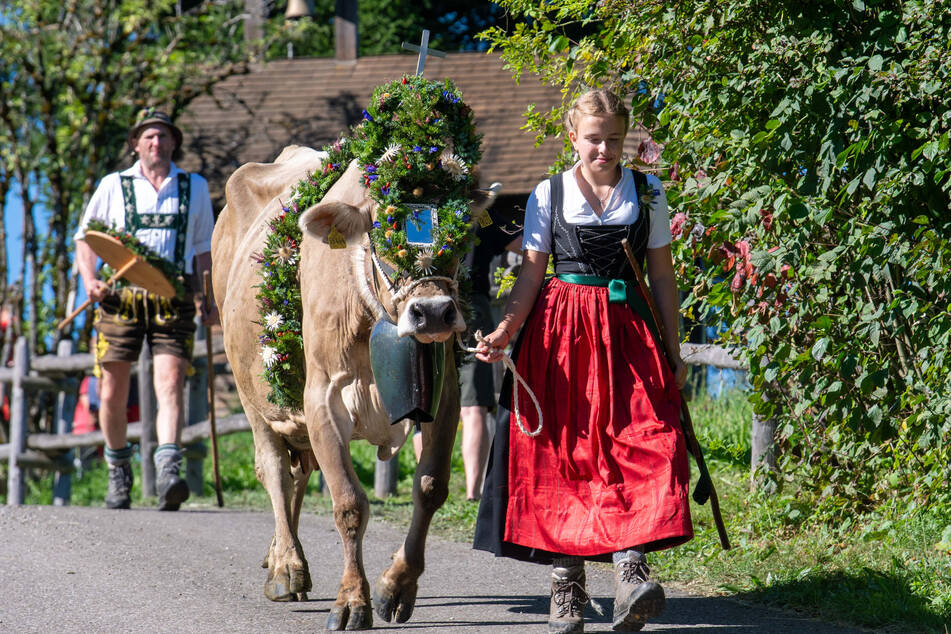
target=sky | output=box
[4,187,81,326]
[4,188,28,287]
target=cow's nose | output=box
[407,298,456,332]
[410,303,427,329]
[440,302,456,327]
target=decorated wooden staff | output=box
[621,237,731,550]
[58,230,176,330]
[203,270,224,508]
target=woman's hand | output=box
[475,326,510,363]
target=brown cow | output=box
[212,145,496,630]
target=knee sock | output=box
[612,549,645,565]
[104,443,132,466]
[552,556,584,578]
[154,443,181,458]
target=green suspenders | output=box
[120,172,190,274]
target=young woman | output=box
[473,89,692,633]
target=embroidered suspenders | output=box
[119,172,190,274]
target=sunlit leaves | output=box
[483,0,951,516]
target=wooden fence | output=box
[1,337,770,506]
[0,329,244,506]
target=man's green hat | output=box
[128,108,183,150]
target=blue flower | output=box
[429,146,438,153]
[381,184,390,196]
[387,215,394,225]
[367,174,379,182]
[372,221,382,229]
[413,145,422,152]
[362,109,373,121]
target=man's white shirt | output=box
[75,161,213,274]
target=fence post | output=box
[751,413,778,489]
[138,343,157,498]
[7,338,29,505]
[374,456,399,499]
[52,339,77,506]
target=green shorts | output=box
[94,286,196,368]
[459,293,497,409]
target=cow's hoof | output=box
[326,604,373,631]
[373,579,418,624]
[264,565,311,602]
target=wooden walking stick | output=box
[621,238,731,550]
[203,270,224,508]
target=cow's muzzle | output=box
[396,296,466,343]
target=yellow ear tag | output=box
[327,225,347,249]
[478,210,493,228]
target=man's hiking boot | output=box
[549,564,588,634]
[612,552,665,631]
[105,461,133,509]
[155,448,189,511]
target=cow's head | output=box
[299,159,499,344]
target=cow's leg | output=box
[309,376,373,631]
[374,365,460,624]
[248,411,312,602]
[285,448,316,601]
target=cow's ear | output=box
[469,181,502,216]
[299,201,371,243]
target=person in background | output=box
[75,108,218,511]
[473,89,691,633]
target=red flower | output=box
[730,270,745,292]
[637,138,662,165]
[670,212,687,237]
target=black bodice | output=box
[549,169,651,279]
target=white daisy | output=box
[414,248,435,275]
[264,311,283,330]
[378,143,401,163]
[275,245,295,264]
[261,345,279,368]
[440,151,469,181]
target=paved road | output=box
[0,505,868,633]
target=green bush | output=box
[481,0,951,520]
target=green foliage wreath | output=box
[255,75,482,411]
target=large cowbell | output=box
[369,318,445,425]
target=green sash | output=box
[556,273,661,343]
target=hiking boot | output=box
[105,461,133,509]
[155,448,189,511]
[612,552,665,631]
[549,565,588,634]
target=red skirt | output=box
[503,277,693,556]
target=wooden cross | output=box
[401,29,446,76]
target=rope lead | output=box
[457,330,543,438]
